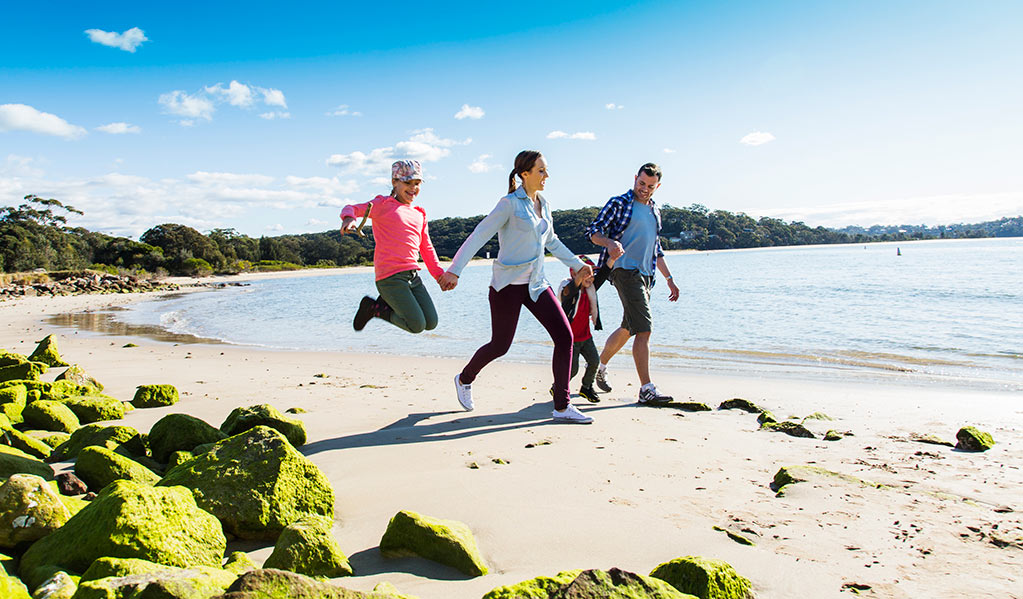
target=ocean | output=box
[63,237,1023,393]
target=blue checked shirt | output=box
[585,189,664,286]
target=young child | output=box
[339,160,444,333]
[557,255,603,402]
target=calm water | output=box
[89,238,1023,392]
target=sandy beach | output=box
[1,281,1020,599]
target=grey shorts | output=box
[610,268,652,334]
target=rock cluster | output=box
[0,272,179,298]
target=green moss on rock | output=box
[167,451,194,470]
[30,569,78,599]
[717,399,763,413]
[18,480,226,590]
[823,430,844,441]
[75,446,160,491]
[0,573,30,599]
[74,564,236,599]
[955,426,995,452]
[771,465,884,497]
[28,335,69,368]
[61,396,125,424]
[220,404,307,448]
[0,352,27,367]
[910,433,954,447]
[650,556,754,599]
[379,510,488,577]
[222,552,257,576]
[221,569,392,598]
[54,364,104,393]
[22,400,80,434]
[0,362,48,384]
[49,425,144,462]
[372,581,419,599]
[756,411,776,425]
[759,421,815,439]
[0,474,71,550]
[80,556,174,582]
[0,445,53,480]
[0,385,27,424]
[131,385,179,409]
[1,424,52,459]
[148,414,226,463]
[26,431,71,449]
[263,515,352,579]
[484,568,695,599]
[158,426,333,540]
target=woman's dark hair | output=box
[508,150,543,194]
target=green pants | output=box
[375,269,438,334]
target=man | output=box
[586,163,679,403]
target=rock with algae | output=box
[955,426,995,452]
[263,514,353,579]
[379,510,488,577]
[0,474,71,549]
[650,556,754,599]
[131,384,179,409]
[219,404,307,448]
[484,568,697,599]
[28,335,69,368]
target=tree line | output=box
[2,194,1020,276]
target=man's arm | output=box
[590,232,624,261]
[656,255,679,302]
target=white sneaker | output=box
[454,373,474,411]
[552,404,593,424]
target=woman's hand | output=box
[576,264,593,280]
[438,271,459,291]
[339,217,357,235]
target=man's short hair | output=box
[637,163,662,181]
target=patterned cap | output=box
[391,160,423,182]
[577,254,596,267]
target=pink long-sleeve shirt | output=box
[340,195,445,282]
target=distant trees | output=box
[2,193,1021,276]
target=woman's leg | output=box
[524,287,573,411]
[460,285,526,384]
[375,271,427,333]
[409,272,439,331]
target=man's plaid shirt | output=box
[585,189,664,286]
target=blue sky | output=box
[2,1,1022,238]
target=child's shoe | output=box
[353,296,376,331]
[579,386,600,403]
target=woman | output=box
[438,150,594,424]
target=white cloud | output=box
[96,122,141,134]
[740,131,776,146]
[327,104,362,117]
[326,147,396,176]
[260,88,287,108]
[259,112,291,120]
[396,128,470,162]
[327,129,470,176]
[546,130,596,141]
[206,81,255,108]
[159,91,215,122]
[468,154,499,173]
[454,104,485,120]
[186,171,276,186]
[285,175,360,195]
[84,27,148,52]
[306,218,328,226]
[266,223,285,232]
[663,148,676,154]
[2,154,45,177]
[605,103,624,110]
[0,104,87,139]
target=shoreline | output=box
[1,290,1021,597]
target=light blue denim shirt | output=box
[448,186,586,301]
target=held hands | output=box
[607,241,625,261]
[438,271,459,291]
[339,217,357,235]
[576,264,593,280]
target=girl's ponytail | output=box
[507,169,519,194]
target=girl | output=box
[340,159,444,333]
[438,150,594,424]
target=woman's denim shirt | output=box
[448,186,586,301]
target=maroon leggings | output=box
[460,284,573,410]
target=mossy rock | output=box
[1,551,16,575]
[41,380,99,402]
[28,335,69,368]
[674,402,712,412]
[61,396,125,424]
[755,411,776,425]
[0,352,28,367]
[955,426,995,452]
[759,421,815,439]
[285,407,307,414]
[0,385,27,424]
[220,404,307,448]
[801,412,833,422]
[379,510,488,577]
[75,446,160,491]
[49,424,144,462]
[81,556,178,582]
[220,569,394,599]
[263,514,353,579]
[18,480,226,590]
[0,445,53,480]
[22,400,80,434]
[823,430,844,441]
[717,399,763,413]
[1,424,52,459]
[372,581,419,599]
[484,568,695,599]
[25,430,71,449]
[650,556,754,599]
[771,465,884,496]
[0,573,30,599]
[74,563,236,599]
[167,451,194,470]
[910,433,954,447]
[0,362,48,384]
[158,426,333,540]
[54,364,104,393]
[131,385,179,409]
[222,552,257,576]
[30,569,78,599]
[0,474,72,550]
[148,414,227,463]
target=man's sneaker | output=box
[578,386,600,403]
[595,368,612,392]
[552,404,593,424]
[638,384,673,405]
[353,296,376,331]
[454,373,474,411]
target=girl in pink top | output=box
[340,160,444,333]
